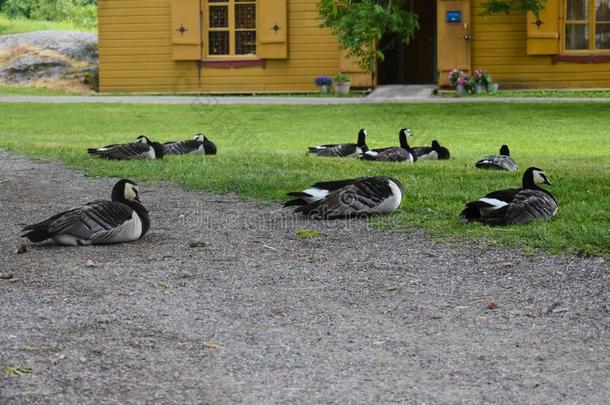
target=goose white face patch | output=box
[533,170,547,185]
[364,150,378,157]
[124,183,138,201]
[194,134,205,142]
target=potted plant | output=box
[449,69,468,97]
[314,75,332,94]
[483,72,499,93]
[472,69,486,95]
[333,73,351,95]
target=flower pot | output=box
[318,84,329,94]
[334,81,351,96]
[474,83,484,94]
[487,82,499,93]
[456,84,466,97]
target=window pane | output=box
[566,24,589,49]
[597,0,610,21]
[567,0,589,20]
[209,31,229,55]
[235,4,256,29]
[209,6,228,28]
[236,31,256,54]
[596,23,610,48]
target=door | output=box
[377,0,437,84]
[437,0,471,86]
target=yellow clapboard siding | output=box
[99,0,168,9]
[470,0,610,88]
[99,24,169,32]
[99,7,168,17]
[97,0,364,93]
[100,32,170,40]
[99,15,169,24]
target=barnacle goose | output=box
[88,137,164,160]
[460,167,557,225]
[163,134,217,155]
[308,128,368,157]
[284,176,404,219]
[475,145,518,171]
[412,140,451,160]
[22,179,150,246]
[361,128,417,162]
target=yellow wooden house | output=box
[98,0,610,93]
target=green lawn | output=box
[0,13,93,35]
[0,102,608,257]
[0,84,80,96]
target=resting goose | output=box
[285,176,404,219]
[460,167,557,225]
[361,128,417,162]
[475,145,518,171]
[412,140,451,160]
[22,179,150,246]
[88,137,164,160]
[163,134,217,155]
[308,128,368,157]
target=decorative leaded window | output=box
[206,0,257,57]
[565,0,610,50]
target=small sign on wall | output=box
[446,10,462,23]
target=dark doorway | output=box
[377,1,437,84]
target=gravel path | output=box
[0,151,609,403]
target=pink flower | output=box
[456,76,466,86]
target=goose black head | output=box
[112,179,141,203]
[136,135,151,144]
[500,144,510,156]
[432,140,450,159]
[399,128,412,149]
[202,136,217,155]
[523,167,551,188]
[193,133,206,142]
[150,142,165,159]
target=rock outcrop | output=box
[0,31,98,92]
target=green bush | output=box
[0,0,96,29]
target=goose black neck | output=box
[399,131,412,151]
[204,138,217,155]
[357,130,366,147]
[522,170,540,190]
[151,142,165,159]
[500,145,510,156]
[399,132,406,148]
[125,200,150,237]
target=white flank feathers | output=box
[374,180,403,214]
[479,198,509,209]
[302,187,329,203]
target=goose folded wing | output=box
[296,178,390,219]
[101,143,151,159]
[164,139,201,154]
[505,189,557,224]
[315,144,357,157]
[308,177,362,192]
[412,146,432,156]
[364,148,409,161]
[48,201,135,239]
